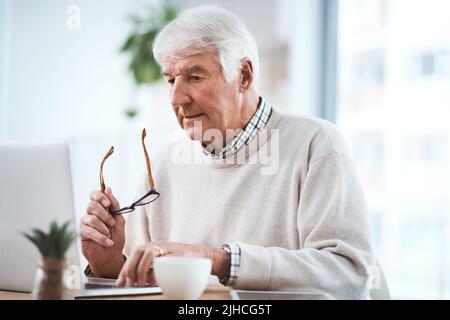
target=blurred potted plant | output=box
[124,104,139,120]
[23,221,76,300]
[120,5,178,119]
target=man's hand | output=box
[80,187,126,278]
[116,241,231,287]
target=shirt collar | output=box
[202,97,273,159]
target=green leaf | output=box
[120,5,178,85]
[31,228,50,256]
[60,231,75,256]
[126,14,142,25]
[120,35,136,52]
[55,221,72,257]
[163,6,178,21]
[22,232,45,256]
[22,221,75,258]
[125,107,139,119]
[49,221,58,237]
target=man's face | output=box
[161,51,240,145]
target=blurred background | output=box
[1,0,449,299]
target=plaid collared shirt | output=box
[203,97,272,159]
[206,97,272,286]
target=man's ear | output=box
[239,59,254,92]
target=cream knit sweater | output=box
[123,107,375,299]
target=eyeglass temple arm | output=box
[99,146,114,193]
[142,129,155,189]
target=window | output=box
[336,0,450,299]
[407,50,450,79]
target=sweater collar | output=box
[202,96,272,160]
[198,105,283,168]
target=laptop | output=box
[0,141,161,298]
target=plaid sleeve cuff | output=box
[84,255,127,278]
[219,243,241,286]
[84,264,95,277]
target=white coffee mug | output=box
[153,256,212,300]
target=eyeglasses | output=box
[99,128,160,216]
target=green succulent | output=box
[120,5,178,85]
[22,221,76,258]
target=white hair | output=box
[153,5,260,88]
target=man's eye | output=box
[166,78,175,85]
[190,76,203,82]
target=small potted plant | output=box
[23,221,76,300]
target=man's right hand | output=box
[80,187,126,278]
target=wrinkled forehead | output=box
[160,50,221,76]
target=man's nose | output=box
[171,78,192,107]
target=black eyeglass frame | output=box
[109,188,160,215]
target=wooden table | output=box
[0,284,231,300]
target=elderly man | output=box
[80,6,375,299]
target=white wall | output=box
[3,0,152,140]
[0,0,12,139]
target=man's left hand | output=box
[116,241,231,287]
